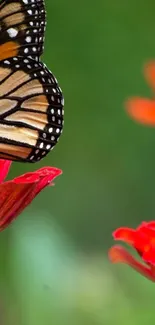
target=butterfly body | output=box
[0,0,64,162]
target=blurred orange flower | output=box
[108,221,155,281]
[0,159,62,230]
[126,61,155,126]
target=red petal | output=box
[113,227,136,245]
[14,172,40,184]
[137,223,155,239]
[108,245,155,281]
[144,61,155,91]
[113,226,151,254]
[126,97,155,126]
[143,246,155,265]
[0,160,12,183]
[30,167,62,195]
[144,221,155,229]
[0,166,62,230]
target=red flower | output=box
[125,61,155,125]
[0,159,62,230]
[108,221,155,281]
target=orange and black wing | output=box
[0,56,64,162]
[0,0,46,61]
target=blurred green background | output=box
[2,0,155,324]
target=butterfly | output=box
[0,0,64,163]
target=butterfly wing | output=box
[0,0,64,163]
[0,0,46,61]
[0,56,64,162]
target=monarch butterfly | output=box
[0,0,64,163]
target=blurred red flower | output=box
[0,159,62,230]
[126,61,155,125]
[108,221,155,281]
[109,62,155,281]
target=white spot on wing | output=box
[7,28,18,38]
[26,36,32,43]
